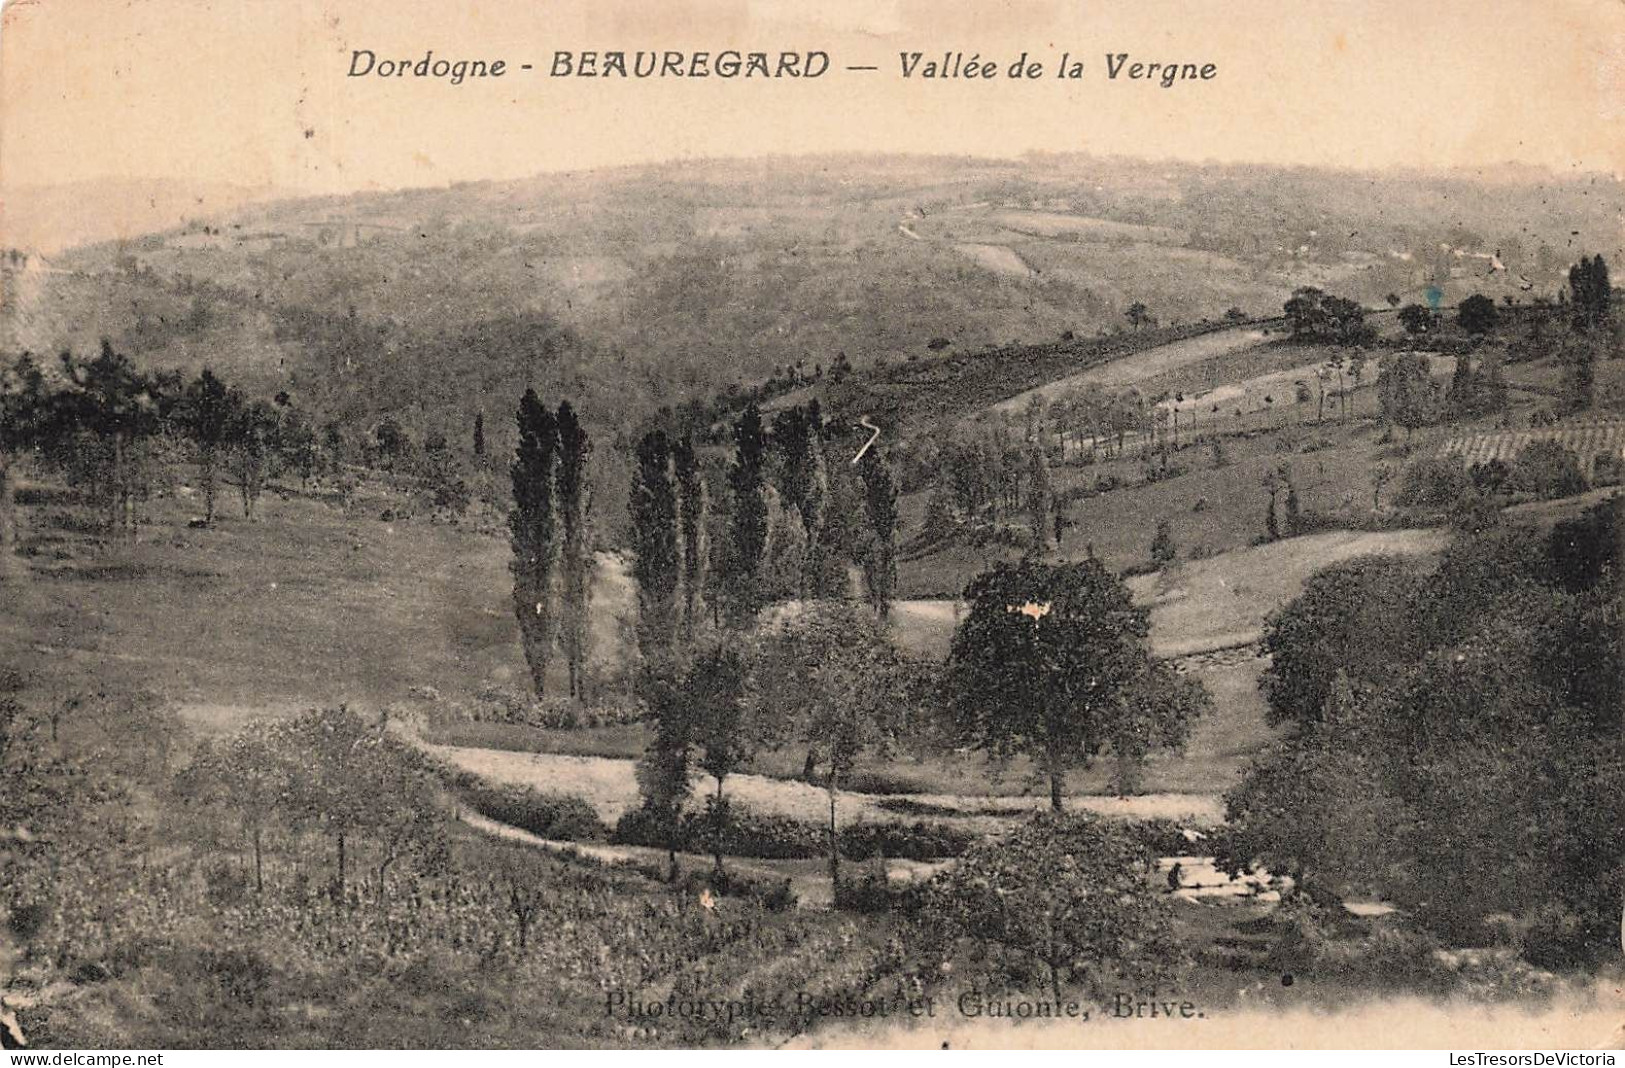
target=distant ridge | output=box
[0,178,284,254]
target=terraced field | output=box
[1439,418,1625,476]
[989,325,1277,414]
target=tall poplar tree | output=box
[772,405,831,598]
[509,389,559,696]
[630,429,680,655]
[1570,254,1612,332]
[672,436,708,640]
[722,404,770,626]
[555,401,593,699]
[1026,445,1051,554]
[857,449,898,619]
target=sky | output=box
[1,0,1623,201]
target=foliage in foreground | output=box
[925,814,1181,1003]
[1228,498,1625,959]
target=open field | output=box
[3,474,545,708]
[898,421,1435,594]
[1125,527,1449,655]
[893,526,1446,659]
[986,210,1186,245]
[991,326,1275,413]
[952,242,1036,278]
[3,462,1287,803]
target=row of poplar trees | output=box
[508,389,594,698]
[624,401,900,878]
[629,401,899,652]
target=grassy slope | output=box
[4,476,554,712]
[1,464,1293,803]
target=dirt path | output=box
[428,744,1226,828]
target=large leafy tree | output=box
[275,706,447,901]
[1285,287,1369,344]
[1376,352,1439,440]
[1456,293,1499,335]
[509,389,559,695]
[754,603,908,888]
[946,558,1181,810]
[1227,514,1625,956]
[686,643,757,876]
[1399,303,1435,335]
[1569,254,1612,332]
[929,814,1179,1002]
[1259,554,1422,727]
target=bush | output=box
[834,871,929,914]
[1119,817,1204,857]
[456,685,642,730]
[1512,441,1587,500]
[839,820,979,861]
[927,814,1180,998]
[1268,899,1447,990]
[1519,903,1608,970]
[1150,518,1176,564]
[613,804,976,861]
[613,803,824,860]
[672,866,798,911]
[457,782,606,842]
[1395,456,1472,510]
[197,946,278,1008]
[200,858,253,907]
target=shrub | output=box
[834,871,930,914]
[613,804,975,861]
[613,802,823,860]
[1268,899,1447,990]
[1119,817,1205,857]
[1468,459,1513,496]
[198,946,277,1007]
[673,866,798,911]
[200,858,253,907]
[460,686,642,730]
[1150,518,1176,564]
[457,782,606,842]
[1512,441,1587,500]
[1519,903,1607,970]
[839,820,979,861]
[926,813,1180,999]
[1395,456,1472,510]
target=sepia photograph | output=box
[0,0,1623,1052]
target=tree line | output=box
[0,343,487,540]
